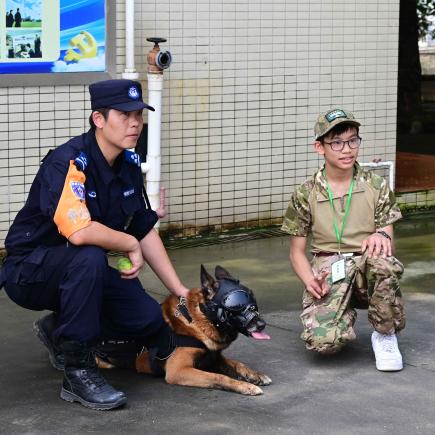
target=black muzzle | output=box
[201,278,265,336]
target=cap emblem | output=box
[325,109,347,122]
[128,86,140,100]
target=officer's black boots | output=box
[59,340,127,410]
[33,313,65,370]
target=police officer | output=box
[0,79,190,410]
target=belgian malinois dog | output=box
[98,265,272,395]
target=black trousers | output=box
[2,244,164,343]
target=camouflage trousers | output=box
[300,253,405,354]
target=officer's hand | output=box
[305,271,330,300]
[361,233,391,259]
[173,284,190,298]
[120,245,144,280]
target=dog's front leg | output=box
[165,348,263,395]
[216,356,272,386]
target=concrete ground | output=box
[1,212,435,434]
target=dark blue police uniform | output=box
[0,78,171,410]
[1,129,163,344]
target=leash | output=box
[175,296,193,323]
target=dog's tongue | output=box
[251,331,270,340]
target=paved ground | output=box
[1,214,435,434]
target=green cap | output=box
[314,108,360,140]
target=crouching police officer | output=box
[0,79,190,410]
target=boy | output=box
[282,108,405,371]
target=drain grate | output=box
[107,226,287,257]
[164,226,287,250]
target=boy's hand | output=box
[306,270,330,299]
[361,233,392,259]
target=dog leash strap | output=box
[175,334,206,349]
[176,296,193,323]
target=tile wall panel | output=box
[0,0,400,245]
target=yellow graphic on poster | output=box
[1,0,60,62]
[64,31,97,62]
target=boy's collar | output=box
[315,162,364,200]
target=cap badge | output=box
[128,86,140,100]
[325,109,347,122]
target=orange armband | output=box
[53,160,91,238]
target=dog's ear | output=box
[201,264,218,298]
[214,265,232,280]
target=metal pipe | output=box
[144,73,163,214]
[142,38,172,226]
[360,161,395,191]
[122,0,139,79]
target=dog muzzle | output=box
[201,279,270,339]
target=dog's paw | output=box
[257,374,272,386]
[243,384,263,396]
[245,372,272,386]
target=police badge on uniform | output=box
[70,181,86,200]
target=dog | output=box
[97,265,272,395]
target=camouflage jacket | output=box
[281,162,402,252]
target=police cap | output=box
[89,79,155,112]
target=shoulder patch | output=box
[70,181,86,200]
[124,150,141,167]
[74,151,88,172]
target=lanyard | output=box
[323,170,354,252]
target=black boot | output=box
[33,313,65,371]
[59,340,127,410]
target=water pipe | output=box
[141,38,172,225]
[360,161,395,191]
[122,0,139,79]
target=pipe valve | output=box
[147,37,172,72]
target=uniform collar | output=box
[315,162,365,201]
[86,130,129,185]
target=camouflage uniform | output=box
[282,163,406,354]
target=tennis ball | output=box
[117,256,133,272]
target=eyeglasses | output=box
[323,136,362,152]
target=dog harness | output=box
[95,305,206,378]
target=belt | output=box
[312,251,362,257]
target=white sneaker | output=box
[371,331,403,372]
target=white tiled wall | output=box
[0,0,400,245]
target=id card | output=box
[331,258,346,283]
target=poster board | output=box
[0,0,115,85]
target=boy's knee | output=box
[302,325,356,354]
[368,256,404,280]
[303,334,347,355]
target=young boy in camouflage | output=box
[282,108,405,371]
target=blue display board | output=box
[1,0,106,74]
